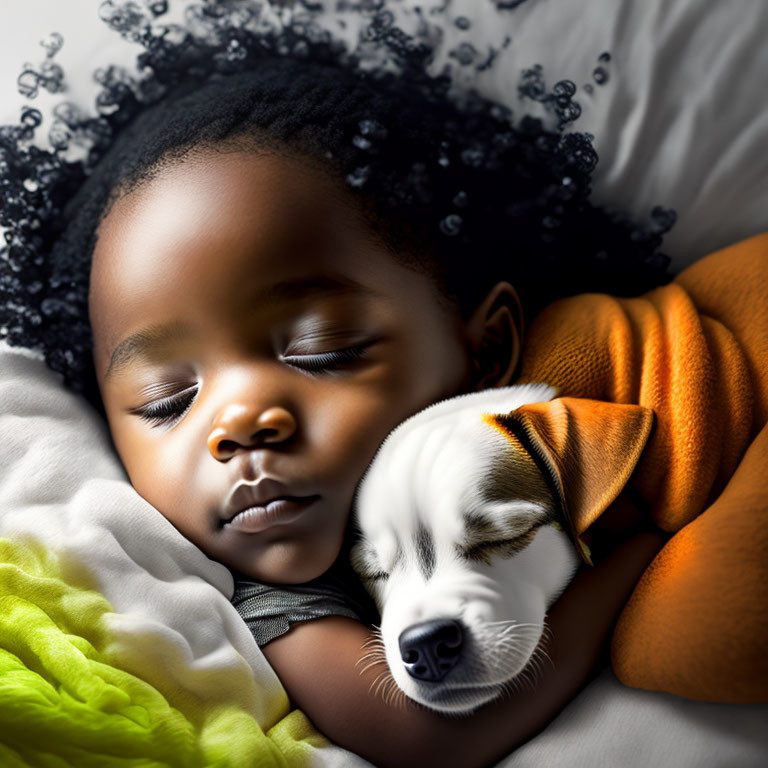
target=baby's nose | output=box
[398,619,464,682]
[208,405,297,459]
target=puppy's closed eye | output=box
[362,570,390,582]
[350,540,390,581]
[458,523,543,564]
[458,506,549,564]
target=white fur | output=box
[350,383,582,714]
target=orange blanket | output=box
[513,231,768,704]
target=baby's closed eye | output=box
[127,339,383,428]
[129,385,198,427]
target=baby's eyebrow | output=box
[104,320,192,382]
[250,274,381,309]
[103,274,381,381]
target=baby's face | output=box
[89,147,473,583]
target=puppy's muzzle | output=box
[398,619,464,682]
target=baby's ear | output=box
[485,397,654,564]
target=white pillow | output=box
[2,0,766,271]
[453,0,768,270]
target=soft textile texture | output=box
[515,232,768,703]
[0,344,365,767]
[231,555,379,648]
[2,339,767,767]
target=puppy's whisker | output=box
[357,657,389,676]
[387,678,403,707]
[496,630,539,644]
[375,683,390,703]
[489,626,543,654]
[357,631,388,677]
[539,620,554,643]
[502,621,546,633]
[519,639,555,686]
[356,648,387,662]
[359,633,386,651]
[534,644,556,673]
[487,638,528,658]
[499,672,524,700]
[356,649,386,661]
[355,649,388,668]
[357,645,386,657]
[385,678,402,707]
[373,669,390,691]
[524,655,544,688]
[491,622,545,645]
[524,650,550,689]
[368,669,394,700]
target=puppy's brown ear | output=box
[487,397,655,565]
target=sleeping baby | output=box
[68,56,670,768]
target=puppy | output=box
[349,382,586,714]
[351,233,768,707]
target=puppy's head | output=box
[350,383,654,714]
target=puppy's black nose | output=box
[398,619,464,682]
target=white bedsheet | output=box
[2,339,766,765]
[501,665,768,768]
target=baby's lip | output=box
[223,496,320,534]
[222,477,317,525]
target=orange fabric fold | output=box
[514,231,768,703]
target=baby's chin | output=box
[224,535,343,584]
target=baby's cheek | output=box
[305,398,388,482]
[113,430,182,522]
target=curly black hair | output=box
[0,1,675,422]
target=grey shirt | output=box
[230,554,380,648]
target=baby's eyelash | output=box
[129,386,197,427]
[130,343,374,427]
[279,341,373,373]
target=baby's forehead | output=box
[89,153,362,303]
[88,151,459,376]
